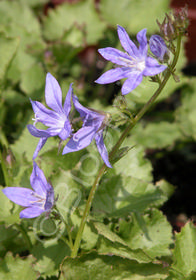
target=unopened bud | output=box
[149,35,169,62]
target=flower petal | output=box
[98,47,134,66]
[63,83,73,115]
[117,25,139,57]
[30,100,61,127]
[20,206,45,219]
[45,73,63,113]
[33,138,48,160]
[95,132,112,168]
[30,162,48,196]
[27,125,52,138]
[137,29,147,56]
[72,94,94,118]
[143,57,167,76]
[95,68,130,84]
[2,187,37,207]
[62,126,96,154]
[121,72,143,95]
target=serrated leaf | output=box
[100,0,169,34]
[32,240,70,277]
[172,222,196,277]
[93,222,127,246]
[60,252,169,280]
[118,209,173,259]
[0,252,37,280]
[43,0,106,45]
[93,175,163,217]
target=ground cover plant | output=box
[0,1,196,279]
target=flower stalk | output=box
[71,34,182,258]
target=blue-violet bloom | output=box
[149,35,168,61]
[95,25,167,95]
[27,73,72,159]
[2,162,54,218]
[62,94,112,168]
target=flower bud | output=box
[149,35,168,61]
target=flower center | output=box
[119,56,146,72]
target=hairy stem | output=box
[71,35,182,258]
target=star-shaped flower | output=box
[2,162,54,218]
[27,73,72,159]
[62,94,112,168]
[95,25,167,95]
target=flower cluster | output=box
[2,25,167,219]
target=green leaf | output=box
[100,0,169,34]
[0,33,19,86]
[131,122,182,149]
[93,222,152,263]
[93,175,164,218]
[0,252,37,280]
[32,240,70,277]
[114,144,153,181]
[118,209,173,259]
[11,127,57,163]
[172,222,196,277]
[20,64,45,97]
[176,82,196,140]
[0,186,20,224]
[60,252,169,280]
[43,0,106,45]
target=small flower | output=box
[62,94,112,168]
[95,25,167,95]
[27,73,72,159]
[149,35,168,61]
[2,162,54,218]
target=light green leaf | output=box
[176,81,196,140]
[0,34,19,86]
[100,0,169,33]
[131,122,182,149]
[20,64,45,97]
[93,175,164,217]
[0,186,20,224]
[43,0,106,45]
[0,252,37,280]
[11,127,58,163]
[60,252,169,280]
[118,209,173,259]
[32,239,70,277]
[172,222,196,277]
[114,144,153,181]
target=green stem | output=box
[0,150,10,186]
[71,35,182,258]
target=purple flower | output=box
[62,94,112,168]
[2,162,54,218]
[149,35,168,61]
[27,73,72,159]
[95,25,167,95]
